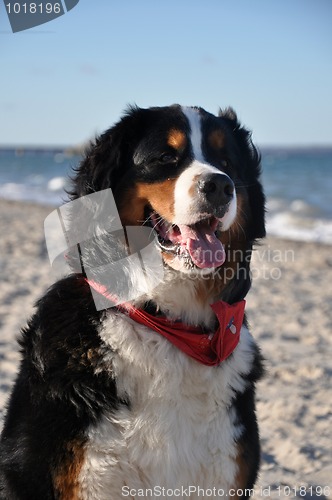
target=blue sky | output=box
[1,0,331,147]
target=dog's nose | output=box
[197,173,234,206]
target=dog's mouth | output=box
[148,211,226,269]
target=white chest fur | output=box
[78,313,256,500]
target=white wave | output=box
[266,212,332,244]
[0,182,67,206]
[47,176,66,191]
[289,199,320,217]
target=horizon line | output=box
[0,143,332,151]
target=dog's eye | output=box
[221,159,228,168]
[159,153,177,164]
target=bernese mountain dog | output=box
[0,105,265,500]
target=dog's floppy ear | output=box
[219,107,266,241]
[69,105,141,199]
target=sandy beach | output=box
[0,198,331,499]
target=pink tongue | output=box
[178,223,226,269]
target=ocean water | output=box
[261,148,332,244]
[0,147,331,244]
[0,148,80,206]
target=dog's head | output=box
[71,105,265,303]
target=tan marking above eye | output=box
[167,129,187,152]
[208,129,225,149]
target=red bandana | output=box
[86,279,245,366]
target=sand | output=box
[0,198,331,499]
